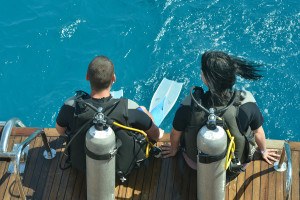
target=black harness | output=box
[61,91,149,181]
[182,87,255,173]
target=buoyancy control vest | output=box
[64,91,148,179]
[181,88,256,165]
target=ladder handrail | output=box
[0,118,26,152]
[0,118,56,200]
[13,129,51,199]
[284,142,292,200]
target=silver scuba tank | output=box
[197,109,227,200]
[86,112,116,200]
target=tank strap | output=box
[85,147,117,160]
[85,139,122,160]
[198,148,227,164]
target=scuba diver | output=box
[55,55,163,180]
[161,51,280,178]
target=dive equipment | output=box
[197,124,227,200]
[190,87,236,200]
[86,107,116,200]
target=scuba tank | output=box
[197,108,227,200]
[190,87,236,200]
[86,108,117,200]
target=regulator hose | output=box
[112,121,154,158]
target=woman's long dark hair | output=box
[201,51,263,105]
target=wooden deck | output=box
[0,128,299,200]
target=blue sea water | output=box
[0,0,299,141]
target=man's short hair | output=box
[87,56,114,91]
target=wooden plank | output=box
[289,142,300,151]
[48,143,68,199]
[64,168,79,200]
[56,167,72,199]
[22,136,41,198]
[3,136,22,200]
[171,154,186,200]
[244,162,254,200]
[140,159,155,200]
[0,127,58,137]
[225,181,229,200]
[291,150,299,200]
[26,136,47,198]
[33,137,57,199]
[79,177,86,200]
[155,157,170,199]
[267,167,276,200]
[147,157,162,200]
[227,174,237,200]
[259,161,269,200]
[56,137,74,199]
[252,160,261,199]
[0,156,10,200]
[0,137,15,199]
[71,171,85,199]
[179,161,191,200]
[41,138,65,199]
[163,157,176,200]
[236,171,245,200]
[0,127,40,137]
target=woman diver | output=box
[161,51,280,177]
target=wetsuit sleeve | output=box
[127,109,152,130]
[237,102,264,132]
[56,104,74,130]
[172,105,191,131]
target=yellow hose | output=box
[215,117,236,170]
[112,121,154,158]
[214,116,235,170]
[225,129,235,170]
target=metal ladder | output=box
[0,118,56,200]
[274,142,292,200]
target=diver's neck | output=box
[90,89,111,99]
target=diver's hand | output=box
[161,143,178,158]
[261,149,281,165]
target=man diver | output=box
[161,51,280,178]
[56,55,163,178]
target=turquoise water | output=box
[0,0,299,141]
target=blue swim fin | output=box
[149,78,183,127]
